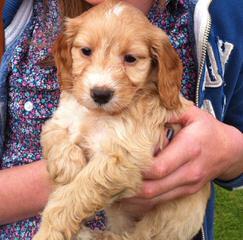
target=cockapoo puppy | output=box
[33,1,210,239]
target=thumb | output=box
[168,105,198,125]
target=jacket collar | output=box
[194,0,213,65]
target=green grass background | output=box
[215,186,243,240]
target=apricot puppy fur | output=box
[33,1,210,240]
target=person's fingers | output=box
[169,105,199,125]
[139,161,204,199]
[153,181,208,203]
[143,130,201,180]
[125,182,205,207]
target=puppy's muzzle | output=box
[90,87,114,105]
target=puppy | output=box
[33,1,210,239]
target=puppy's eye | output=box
[81,47,92,57]
[124,54,137,64]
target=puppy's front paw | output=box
[47,143,86,185]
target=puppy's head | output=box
[53,0,182,113]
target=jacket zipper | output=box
[195,17,212,107]
[194,2,211,240]
[201,226,206,240]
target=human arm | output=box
[0,160,52,225]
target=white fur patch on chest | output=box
[53,92,89,143]
[88,126,109,153]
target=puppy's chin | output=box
[79,98,130,115]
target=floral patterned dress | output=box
[0,0,196,239]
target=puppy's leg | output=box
[77,184,210,240]
[41,120,86,185]
[34,151,142,240]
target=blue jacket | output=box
[0,0,242,239]
[194,0,243,239]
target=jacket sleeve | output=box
[215,176,243,191]
[215,67,243,190]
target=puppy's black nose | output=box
[90,87,114,105]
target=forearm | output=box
[217,125,243,181]
[219,158,243,181]
[0,160,52,225]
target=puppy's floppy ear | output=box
[151,29,183,110]
[52,18,79,91]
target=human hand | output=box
[122,106,243,214]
